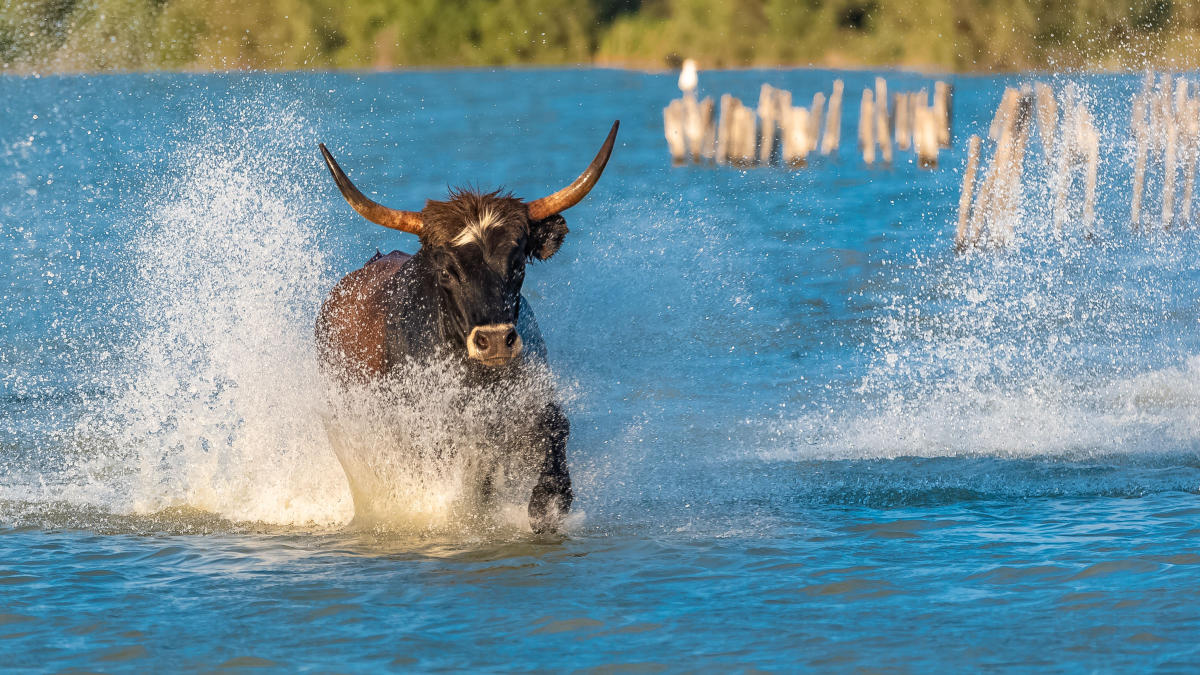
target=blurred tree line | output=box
[2,0,1199,72]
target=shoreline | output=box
[0,61,1177,79]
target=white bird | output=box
[678,58,698,94]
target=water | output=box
[1,69,1199,670]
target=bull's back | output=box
[316,251,411,377]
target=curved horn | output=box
[318,143,423,235]
[527,120,619,221]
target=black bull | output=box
[315,122,618,534]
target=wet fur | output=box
[317,189,574,533]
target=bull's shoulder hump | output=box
[328,250,414,298]
[317,250,415,377]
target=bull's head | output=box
[318,121,617,367]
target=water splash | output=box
[322,359,571,532]
[69,108,355,526]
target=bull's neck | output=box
[406,248,459,348]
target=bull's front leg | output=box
[528,402,573,534]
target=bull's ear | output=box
[528,214,568,260]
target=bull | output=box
[315,121,618,534]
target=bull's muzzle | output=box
[467,324,523,366]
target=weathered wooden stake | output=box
[1163,87,1180,229]
[809,92,825,153]
[699,97,716,163]
[1082,126,1099,236]
[860,89,876,165]
[934,81,953,148]
[664,99,686,165]
[989,87,1019,141]
[758,84,778,166]
[894,92,911,151]
[1034,82,1058,164]
[1131,93,1148,230]
[914,103,939,168]
[1182,97,1199,226]
[783,107,812,167]
[956,134,982,249]
[822,79,843,155]
[732,100,757,167]
[716,94,733,166]
[875,77,893,164]
[681,92,702,162]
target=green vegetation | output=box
[3,0,1200,72]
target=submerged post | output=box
[716,94,733,166]
[822,80,844,156]
[860,88,876,165]
[875,77,893,165]
[783,107,812,167]
[810,92,826,154]
[956,134,982,249]
[1131,93,1148,231]
[1182,97,1200,225]
[914,102,939,168]
[758,84,778,166]
[664,99,686,165]
[699,97,716,163]
[934,81,953,148]
[1034,82,1058,164]
[1083,126,1099,236]
[1163,83,1182,229]
[895,92,911,152]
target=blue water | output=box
[2,69,1199,670]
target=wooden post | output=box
[731,100,757,167]
[1082,126,1099,237]
[907,92,919,151]
[699,97,716,163]
[728,98,743,167]
[914,103,938,168]
[774,88,793,166]
[860,89,876,165]
[758,84,777,166]
[995,92,1034,243]
[783,107,812,167]
[821,79,843,155]
[894,92,911,151]
[1034,82,1058,163]
[934,81,952,148]
[875,77,893,164]
[1163,83,1181,229]
[1050,104,1072,235]
[1182,97,1199,226]
[989,87,1019,141]
[716,94,733,166]
[1131,93,1149,231]
[809,92,825,154]
[681,92,700,162]
[956,134,982,249]
[664,99,686,166]
[973,89,1032,246]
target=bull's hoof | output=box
[528,479,572,535]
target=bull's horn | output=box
[526,120,619,221]
[319,143,424,235]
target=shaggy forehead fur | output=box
[420,190,529,251]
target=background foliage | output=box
[2,0,1199,72]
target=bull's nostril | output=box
[505,329,517,348]
[475,333,489,350]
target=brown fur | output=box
[419,190,529,251]
[316,252,408,379]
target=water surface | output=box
[1,69,1199,670]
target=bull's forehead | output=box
[451,206,507,248]
[422,190,528,252]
